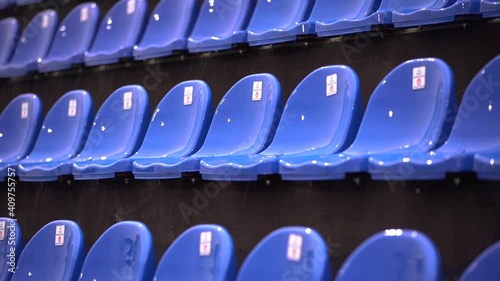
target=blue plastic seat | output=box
[201,66,362,181]
[154,225,236,281]
[187,0,255,53]
[0,10,58,78]
[133,0,198,60]
[38,3,100,73]
[459,241,500,281]
[132,81,213,179]
[280,58,456,181]
[0,18,19,65]
[474,151,500,180]
[245,0,314,46]
[78,221,155,281]
[15,0,41,6]
[84,0,148,66]
[369,55,500,180]
[0,0,14,9]
[481,0,500,18]
[0,94,43,181]
[12,220,85,281]
[132,73,282,179]
[237,227,331,281]
[17,90,94,182]
[0,218,23,281]
[336,229,442,281]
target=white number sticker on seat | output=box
[287,234,303,262]
[42,14,49,29]
[21,103,29,119]
[327,73,338,96]
[68,99,77,117]
[184,86,193,106]
[127,0,136,15]
[55,225,65,246]
[124,92,133,110]
[80,7,89,22]
[252,81,262,101]
[413,66,426,90]
[0,221,5,241]
[200,231,212,256]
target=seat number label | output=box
[413,66,426,90]
[124,92,133,110]
[184,86,193,106]
[327,73,338,96]
[68,99,77,117]
[55,225,65,246]
[200,231,212,256]
[127,0,136,14]
[80,7,89,22]
[21,103,29,119]
[287,234,303,262]
[0,221,5,241]
[253,81,262,101]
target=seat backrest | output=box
[336,229,441,281]
[12,220,85,281]
[0,18,20,65]
[154,225,237,281]
[246,0,313,31]
[78,221,155,281]
[88,0,147,53]
[75,85,150,161]
[22,90,94,164]
[9,10,58,65]
[0,94,43,163]
[308,0,381,21]
[0,218,23,281]
[237,226,331,281]
[134,80,213,159]
[459,241,500,281]
[194,73,282,157]
[378,0,447,13]
[262,65,362,157]
[44,2,100,60]
[348,58,456,154]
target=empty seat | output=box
[38,3,101,73]
[280,58,456,181]
[17,90,94,182]
[0,218,23,281]
[0,94,43,181]
[0,18,19,65]
[12,220,85,281]
[78,221,155,281]
[0,10,58,78]
[237,227,331,281]
[154,225,237,281]
[201,65,362,181]
[245,0,314,46]
[336,229,442,281]
[133,0,198,60]
[15,0,40,6]
[84,0,147,66]
[369,55,500,180]
[459,241,500,281]
[481,0,500,18]
[187,0,255,53]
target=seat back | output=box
[134,80,213,159]
[348,58,456,154]
[76,85,150,161]
[237,227,331,281]
[0,218,23,281]
[22,90,94,164]
[378,0,447,13]
[154,225,237,281]
[194,73,282,157]
[12,220,85,281]
[0,18,19,65]
[459,241,500,281]
[308,0,381,21]
[336,229,441,281]
[0,94,43,163]
[246,0,313,31]
[78,221,155,281]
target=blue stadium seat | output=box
[0,218,23,281]
[38,3,100,73]
[132,81,213,179]
[154,225,237,281]
[459,241,500,281]
[187,0,255,53]
[78,221,155,281]
[133,0,198,60]
[201,65,362,181]
[336,229,442,281]
[481,0,500,18]
[12,220,85,281]
[280,58,456,181]
[15,0,40,6]
[370,55,500,180]
[237,227,331,281]
[0,94,43,181]
[0,18,19,65]
[0,0,13,9]
[245,0,314,46]
[132,73,282,179]
[17,90,94,182]
[84,0,148,66]
[474,151,500,180]
[0,10,58,78]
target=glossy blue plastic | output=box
[481,0,500,17]
[133,0,198,60]
[84,0,148,66]
[237,226,332,281]
[0,10,58,78]
[78,221,155,281]
[0,0,13,9]
[15,0,40,6]
[459,241,500,281]
[474,150,500,180]
[154,225,236,281]
[245,0,314,46]
[187,0,255,53]
[0,18,19,65]
[17,90,94,182]
[0,218,23,281]
[12,220,85,281]
[336,229,442,281]
[201,65,362,181]
[280,58,456,181]
[38,3,100,73]
[132,81,213,179]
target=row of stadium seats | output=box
[0,217,499,281]
[0,0,39,9]
[1,56,499,182]
[0,0,499,77]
